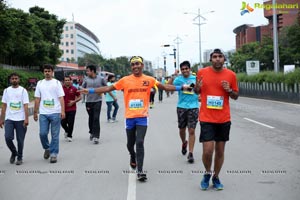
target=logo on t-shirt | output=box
[142,81,149,86]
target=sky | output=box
[6,0,269,73]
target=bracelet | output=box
[89,88,95,94]
[175,86,182,91]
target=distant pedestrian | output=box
[82,64,107,144]
[33,64,65,164]
[61,76,82,142]
[105,74,119,123]
[0,73,29,165]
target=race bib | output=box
[9,101,21,111]
[207,95,224,110]
[43,99,55,108]
[129,99,144,110]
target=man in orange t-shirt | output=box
[194,49,239,190]
[80,56,190,182]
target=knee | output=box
[136,140,144,148]
[203,149,214,158]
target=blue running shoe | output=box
[212,176,224,190]
[200,174,211,190]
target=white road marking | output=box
[243,118,275,129]
[126,168,136,200]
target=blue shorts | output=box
[126,117,148,129]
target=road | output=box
[0,92,299,200]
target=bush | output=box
[0,68,43,94]
[237,69,299,85]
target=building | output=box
[233,0,299,49]
[59,21,100,62]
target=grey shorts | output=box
[177,107,199,129]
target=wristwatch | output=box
[228,89,233,94]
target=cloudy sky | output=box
[7,0,269,73]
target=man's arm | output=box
[33,97,40,121]
[59,96,65,119]
[80,85,115,95]
[0,103,7,128]
[23,103,29,127]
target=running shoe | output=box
[44,149,50,159]
[93,137,99,144]
[16,159,23,165]
[10,154,16,164]
[200,173,211,190]
[212,176,224,190]
[50,156,57,163]
[137,173,147,182]
[67,137,72,142]
[181,140,188,155]
[130,156,136,169]
[187,152,194,163]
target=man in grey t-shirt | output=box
[82,64,107,144]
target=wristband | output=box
[175,86,182,91]
[89,88,95,94]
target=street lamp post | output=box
[161,44,177,72]
[272,0,280,73]
[184,9,214,70]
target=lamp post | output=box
[184,9,214,70]
[161,44,177,72]
[272,0,280,73]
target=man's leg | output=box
[92,101,101,139]
[39,114,50,151]
[106,101,112,121]
[49,113,61,159]
[213,142,226,177]
[112,101,119,120]
[126,127,136,168]
[15,120,27,161]
[202,141,215,173]
[67,111,76,138]
[135,125,147,174]
[4,120,17,163]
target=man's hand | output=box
[24,119,29,127]
[221,80,231,92]
[61,112,66,119]
[79,88,89,94]
[34,113,38,121]
[0,120,4,128]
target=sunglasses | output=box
[180,67,189,71]
[131,62,141,66]
[212,55,224,59]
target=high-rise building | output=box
[59,21,100,62]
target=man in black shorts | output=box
[195,49,239,190]
[170,61,199,163]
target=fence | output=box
[238,82,300,104]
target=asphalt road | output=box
[0,92,299,200]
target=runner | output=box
[80,56,191,182]
[169,61,199,163]
[194,48,239,190]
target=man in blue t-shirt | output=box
[170,61,199,163]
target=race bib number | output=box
[206,95,224,110]
[43,99,55,108]
[9,102,21,111]
[129,99,144,110]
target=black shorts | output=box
[199,121,231,142]
[177,108,199,129]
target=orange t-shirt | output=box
[113,74,157,118]
[197,67,238,123]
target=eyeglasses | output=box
[131,62,140,66]
[212,55,224,59]
[180,67,189,71]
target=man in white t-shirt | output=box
[0,73,29,165]
[34,64,65,164]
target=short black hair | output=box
[180,61,191,69]
[9,72,20,79]
[43,64,54,71]
[86,64,97,73]
[107,74,115,81]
